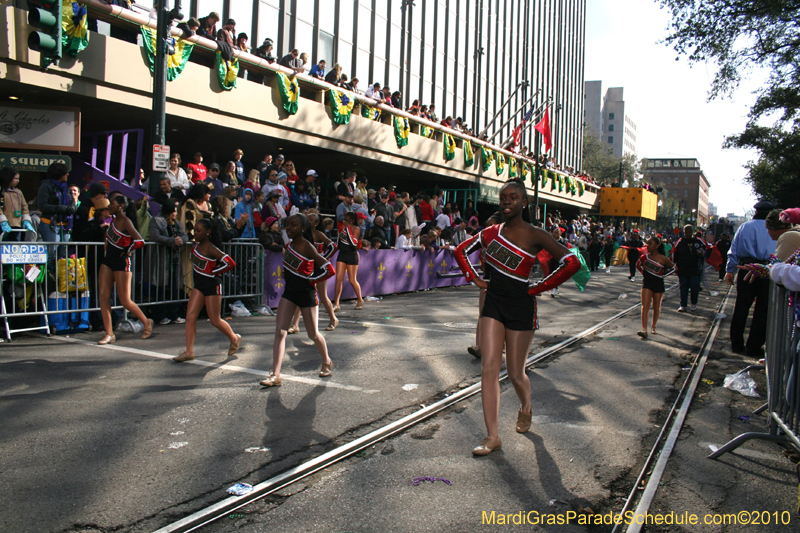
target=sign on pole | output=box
[0,243,48,264]
[152,144,170,172]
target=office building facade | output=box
[194,0,587,170]
[584,81,637,159]
[644,158,711,226]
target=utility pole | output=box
[149,0,183,197]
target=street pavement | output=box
[0,267,795,532]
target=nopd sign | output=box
[0,243,48,264]
[0,152,71,173]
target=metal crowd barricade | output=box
[1,237,264,342]
[709,281,800,458]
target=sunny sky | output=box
[584,0,760,217]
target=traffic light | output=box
[27,0,62,68]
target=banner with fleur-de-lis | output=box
[276,73,300,114]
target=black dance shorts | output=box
[194,274,222,297]
[337,251,359,266]
[283,289,319,309]
[481,290,538,331]
[642,274,665,294]
[101,252,132,273]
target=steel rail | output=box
[612,285,733,533]
[153,286,672,533]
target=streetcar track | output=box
[153,282,680,533]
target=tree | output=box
[659,0,800,207]
[582,130,640,184]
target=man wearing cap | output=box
[304,169,319,207]
[204,164,224,200]
[725,200,778,357]
[72,182,107,242]
[336,192,354,230]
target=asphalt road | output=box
[1,267,793,532]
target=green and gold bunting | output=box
[577,180,585,196]
[481,147,495,171]
[276,73,300,115]
[361,105,381,121]
[63,1,89,57]
[496,153,505,176]
[394,116,410,147]
[568,177,576,195]
[521,163,529,180]
[420,125,436,138]
[551,171,557,190]
[216,52,238,90]
[443,133,456,161]
[541,168,548,188]
[557,174,564,192]
[509,158,517,178]
[464,140,474,166]
[141,27,195,81]
[329,89,355,124]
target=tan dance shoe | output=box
[260,374,282,387]
[228,334,242,356]
[516,410,532,433]
[319,361,333,377]
[98,334,116,345]
[325,318,339,331]
[287,325,299,335]
[173,351,195,362]
[472,436,502,456]
[141,319,154,339]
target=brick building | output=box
[644,158,711,226]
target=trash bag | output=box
[723,370,760,397]
[568,247,591,292]
[116,319,144,333]
[229,300,251,317]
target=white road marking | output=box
[336,319,473,335]
[52,336,378,393]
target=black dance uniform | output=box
[282,242,335,308]
[191,245,236,296]
[636,254,674,294]
[336,226,361,265]
[456,224,538,331]
[101,218,143,272]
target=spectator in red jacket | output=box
[186,152,208,184]
[419,195,435,234]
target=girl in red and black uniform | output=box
[260,214,336,387]
[636,236,675,338]
[333,211,365,311]
[455,179,580,456]
[287,212,339,334]
[98,196,150,345]
[174,218,240,362]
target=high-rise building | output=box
[584,81,637,159]
[644,158,711,226]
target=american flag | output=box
[512,106,536,146]
[523,105,535,123]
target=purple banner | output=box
[263,248,476,307]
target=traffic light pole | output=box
[149,1,182,197]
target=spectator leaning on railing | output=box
[146,200,188,326]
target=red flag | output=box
[706,244,723,271]
[537,249,553,278]
[512,124,523,146]
[534,109,552,152]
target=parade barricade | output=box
[709,281,800,458]
[0,238,264,341]
[262,248,472,308]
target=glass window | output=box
[319,1,336,34]
[357,48,371,83]
[447,20,455,53]
[197,0,223,18]
[390,24,401,67]
[685,176,689,184]
[230,4,253,41]
[608,136,613,144]
[411,37,421,78]
[388,63,399,90]
[375,0,388,19]
[466,69,473,106]
[374,16,387,59]
[296,20,314,55]
[609,112,615,119]
[666,177,671,184]
[410,75,420,100]
[257,3,280,47]
[357,5,372,49]
[456,95,464,117]
[359,0,371,5]
[608,124,614,131]
[338,40,353,72]
[684,189,688,197]
[374,57,386,86]
[424,4,435,43]
[339,1,354,42]
[422,81,432,107]
[319,32,334,69]
[435,52,444,88]
[423,45,433,84]
[436,6,446,51]
[295,0,315,22]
